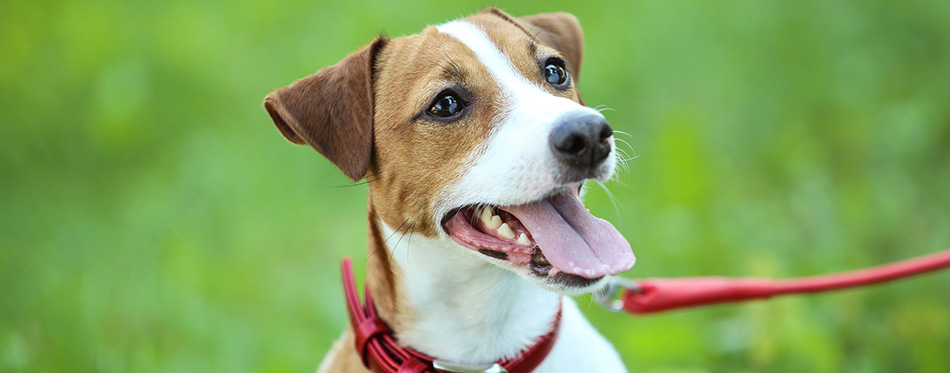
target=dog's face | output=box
[265,9,634,294]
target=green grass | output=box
[2,0,949,371]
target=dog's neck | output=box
[364,203,561,365]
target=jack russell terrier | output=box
[264,8,635,373]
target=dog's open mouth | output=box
[442,191,635,282]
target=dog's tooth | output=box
[497,223,515,239]
[488,215,503,229]
[479,206,493,224]
[517,233,531,245]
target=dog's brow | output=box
[485,8,544,45]
[439,61,466,82]
[527,40,538,57]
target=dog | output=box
[264,8,635,372]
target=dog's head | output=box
[264,9,634,294]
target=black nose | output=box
[549,113,613,169]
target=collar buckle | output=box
[432,361,508,373]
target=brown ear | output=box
[517,12,584,83]
[264,37,388,181]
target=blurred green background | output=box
[2,0,949,371]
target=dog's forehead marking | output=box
[432,19,607,214]
[437,20,541,103]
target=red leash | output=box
[596,249,950,315]
[338,250,949,372]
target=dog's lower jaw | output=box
[362,217,627,372]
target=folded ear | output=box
[517,12,585,83]
[264,37,388,181]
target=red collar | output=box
[341,258,561,373]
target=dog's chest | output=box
[533,298,628,373]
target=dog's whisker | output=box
[594,181,623,223]
[613,149,632,177]
[608,177,633,188]
[613,137,636,154]
[384,218,410,247]
[386,219,411,266]
[329,176,384,188]
[612,129,633,138]
[612,137,638,177]
[405,223,416,270]
[618,154,640,162]
[470,202,485,227]
[393,224,411,260]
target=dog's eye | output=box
[428,92,464,118]
[543,59,569,87]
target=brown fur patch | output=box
[368,26,502,238]
[364,198,412,331]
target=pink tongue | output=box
[504,193,635,278]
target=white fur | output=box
[382,223,559,364]
[533,297,627,372]
[382,223,627,372]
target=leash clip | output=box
[432,360,508,373]
[594,276,641,312]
